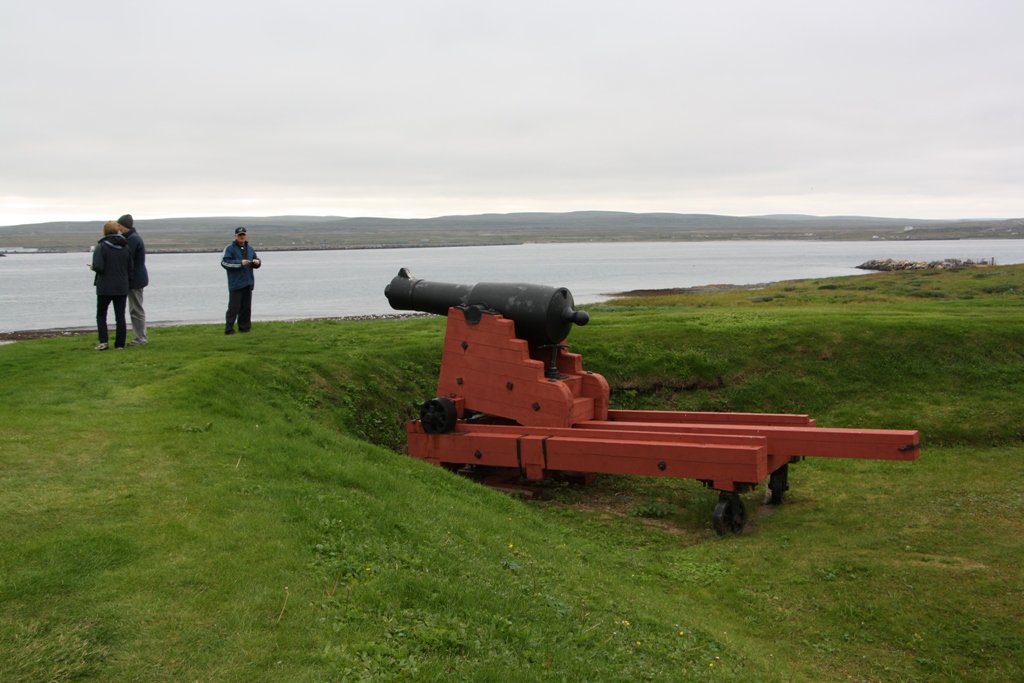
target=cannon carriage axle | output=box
[386,269,920,534]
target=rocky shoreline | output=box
[855,258,993,272]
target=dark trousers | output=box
[97,294,128,348]
[226,286,253,332]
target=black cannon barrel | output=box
[384,267,589,345]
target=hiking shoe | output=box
[95,343,109,351]
[127,339,147,346]
[225,329,236,335]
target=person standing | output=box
[116,214,150,345]
[221,227,261,335]
[90,221,134,350]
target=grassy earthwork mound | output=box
[1,265,1022,681]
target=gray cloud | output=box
[1,0,1022,223]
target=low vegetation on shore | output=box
[1,265,1022,681]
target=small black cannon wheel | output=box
[768,463,789,506]
[420,397,458,434]
[713,492,746,535]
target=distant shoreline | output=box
[3,211,1020,253]
[1,235,1004,256]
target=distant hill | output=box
[2,211,1021,252]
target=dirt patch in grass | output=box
[0,328,93,342]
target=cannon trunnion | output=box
[387,269,920,534]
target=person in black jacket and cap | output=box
[90,221,134,350]
[221,227,261,334]
[116,213,149,345]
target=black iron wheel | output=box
[768,463,789,506]
[713,492,747,535]
[419,397,458,434]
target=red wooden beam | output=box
[408,421,772,490]
[609,409,815,427]
[576,420,920,461]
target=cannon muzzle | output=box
[385,267,589,345]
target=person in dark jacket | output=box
[116,213,150,345]
[90,221,134,350]
[221,227,261,335]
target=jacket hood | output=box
[98,234,129,248]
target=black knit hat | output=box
[117,214,134,229]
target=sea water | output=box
[1,239,1021,333]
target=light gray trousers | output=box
[128,288,147,343]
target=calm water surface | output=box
[1,240,1020,332]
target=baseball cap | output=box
[234,227,247,235]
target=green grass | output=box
[1,265,1022,681]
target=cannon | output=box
[386,269,920,534]
[385,266,590,346]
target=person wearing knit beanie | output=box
[115,213,149,345]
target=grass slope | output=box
[1,265,1022,681]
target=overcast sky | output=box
[1,0,1022,225]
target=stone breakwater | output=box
[856,258,992,272]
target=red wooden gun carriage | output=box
[385,269,920,534]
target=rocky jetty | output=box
[856,258,992,272]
